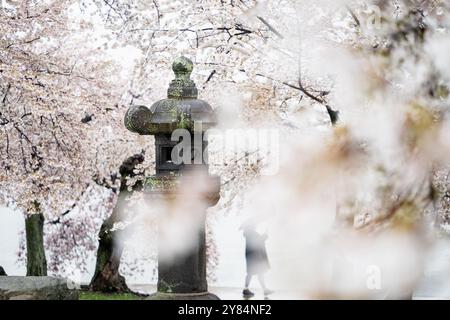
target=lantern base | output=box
[146,291,220,300]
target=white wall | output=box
[0,207,26,275]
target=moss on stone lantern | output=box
[124,57,220,300]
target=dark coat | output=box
[244,228,270,275]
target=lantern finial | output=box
[167,56,198,99]
[172,56,193,78]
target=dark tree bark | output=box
[326,105,339,126]
[25,208,47,276]
[89,153,144,293]
[89,193,129,292]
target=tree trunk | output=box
[89,192,129,292]
[89,153,144,293]
[25,212,47,276]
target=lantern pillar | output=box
[124,57,220,300]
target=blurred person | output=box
[241,219,273,298]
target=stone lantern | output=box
[124,56,220,300]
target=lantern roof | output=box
[124,56,216,135]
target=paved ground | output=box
[412,239,450,300]
[131,239,450,300]
[130,284,299,300]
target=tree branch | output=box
[256,73,339,125]
[256,16,284,39]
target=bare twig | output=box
[256,73,339,125]
[256,16,284,39]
